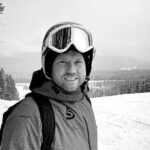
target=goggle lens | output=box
[51,28,71,49]
[44,27,93,53]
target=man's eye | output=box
[76,60,83,64]
[59,60,66,64]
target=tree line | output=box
[0,68,19,100]
[0,3,4,14]
[89,78,150,98]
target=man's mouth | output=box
[64,76,78,81]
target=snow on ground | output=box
[92,93,150,150]
[0,99,17,126]
[0,83,150,150]
[16,83,30,99]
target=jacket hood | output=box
[29,69,85,102]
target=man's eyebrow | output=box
[76,58,83,60]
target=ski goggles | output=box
[42,24,94,54]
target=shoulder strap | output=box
[26,92,55,150]
[83,92,91,105]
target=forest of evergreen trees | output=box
[0,68,19,100]
[89,78,150,98]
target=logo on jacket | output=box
[66,106,75,120]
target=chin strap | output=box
[81,76,90,92]
[51,80,61,94]
[80,76,91,104]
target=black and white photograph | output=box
[0,0,150,150]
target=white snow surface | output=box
[0,83,150,150]
[92,93,150,150]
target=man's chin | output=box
[63,84,79,92]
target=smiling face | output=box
[51,50,86,92]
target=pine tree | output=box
[138,80,146,93]
[0,68,5,99]
[0,68,19,100]
[0,3,4,14]
[145,77,150,92]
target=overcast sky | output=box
[0,0,150,62]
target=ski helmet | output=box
[41,22,95,80]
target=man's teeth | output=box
[65,77,77,81]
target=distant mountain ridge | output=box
[93,54,150,71]
[0,52,41,79]
[91,69,150,80]
[0,52,150,79]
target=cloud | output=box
[0,37,41,57]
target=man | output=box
[1,22,97,150]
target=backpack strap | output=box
[83,92,91,105]
[26,92,55,150]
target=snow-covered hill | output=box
[0,84,150,150]
[92,93,150,150]
[16,83,30,99]
[0,100,17,126]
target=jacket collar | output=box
[29,69,84,102]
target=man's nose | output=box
[67,62,76,74]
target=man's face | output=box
[51,50,86,92]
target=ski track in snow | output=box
[0,83,150,150]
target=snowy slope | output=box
[16,83,30,99]
[92,93,150,150]
[0,84,150,150]
[0,100,17,126]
